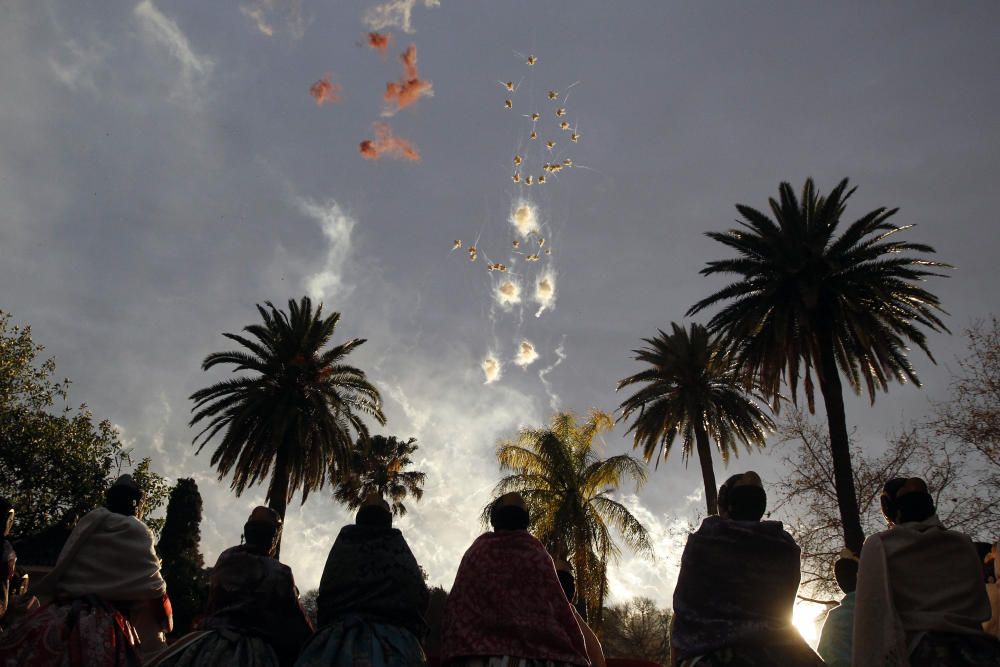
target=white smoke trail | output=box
[537,337,567,411]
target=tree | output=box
[601,596,672,665]
[617,322,774,515]
[157,478,207,636]
[0,311,167,537]
[189,297,385,555]
[300,588,319,627]
[770,410,999,600]
[688,178,949,554]
[334,435,426,516]
[486,410,653,623]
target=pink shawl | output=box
[441,531,589,665]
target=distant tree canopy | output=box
[601,596,672,665]
[0,311,167,538]
[158,478,207,636]
[334,435,426,516]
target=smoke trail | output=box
[383,44,433,115]
[364,0,440,34]
[537,337,567,411]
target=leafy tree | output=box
[334,435,426,516]
[617,322,774,515]
[485,410,652,622]
[601,596,672,664]
[190,297,385,555]
[0,311,167,537]
[688,178,949,554]
[422,585,449,658]
[300,588,319,627]
[158,478,207,635]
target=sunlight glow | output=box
[792,600,826,648]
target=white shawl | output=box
[853,515,990,667]
[33,508,166,601]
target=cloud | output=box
[363,0,440,34]
[240,0,305,38]
[297,198,357,302]
[133,0,213,104]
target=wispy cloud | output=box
[240,0,305,38]
[133,0,213,104]
[363,0,440,34]
[49,36,110,93]
[297,197,357,302]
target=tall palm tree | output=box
[688,178,949,553]
[485,410,652,622]
[616,322,775,516]
[190,297,384,554]
[334,435,426,516]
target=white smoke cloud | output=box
[297,198,357,302]
[133,0,213,104]
[482,355,501,384]
[533,270,557,316]
[495,278,521,307]
[514,340,538,368]
[509,200,540,237]
[363,0,440,34]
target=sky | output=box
[2,0,1000,633]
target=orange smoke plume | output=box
[383,43,433,114]
[367,32,392,57]
[359,122,420,161]
[309,75,342,105]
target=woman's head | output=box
[243,506,282,556]
[356,495,392,529]
[718,471,767,521]
[106,475,143,517]
[880,477,935,526]
[834,547,860,594]
[553,559,575,602]
[490,492,530,531]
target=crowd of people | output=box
[0,472,998,666]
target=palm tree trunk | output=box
[816,330,866,555]
[573,537,589,621]
[267,447,290,559]
[694,423,719,515]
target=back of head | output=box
[106,475,143,517]
[243,506,281,556]
[881,477,935,526]
[719,471,766,521]
[356,495,393,529]
[834,548,860,594]
[554,559,575,602]
[490,492,530,531]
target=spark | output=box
[309,76,342,105]
[502,80,515,91]
[545,140,556,151]
[547,90,559,100]
[526,55,537,66]
[529,131,537,140]
[537,174,546,184]
[524,175,533,186]
[452,239,462,250]
[514,340,539,368]
[504,99,513,109]
[570,132,579,143]
[468,246,477,261]
[513,155,523,166]
[555,108,566,117]
[530,112,541,122]
[560,121,571,130]
[512,172,520,183]
[512,239,520,249]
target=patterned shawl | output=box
[317,524,429,637]
[440,531,589,665]
[671,516,810,661]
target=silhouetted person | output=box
[817,548,859,667]
[150,506,313,667]
[296,496,429,666]
[441,493,589,667]
[854,477,1000,666]
[671,472,823,667]
[554,559,605,667]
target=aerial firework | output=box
[534,271,556,316]
[366,32,393,57]
[359,122,420,161]
[495,278,521,307]
[482,355,501,384]
[514,340,539,367]
[510,201,540,237]
[309,76,342,105]
[383,43,433,115]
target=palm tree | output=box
[334,435,426,516]
[190,297,384,554]
[688,178,949,553]
[485,410,652,622]
[616,322,775,516]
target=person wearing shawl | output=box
[983,542,1000,639]
[670,472,822,667]
[553,560,605,667]
[296,496,429,666]
[853,477,1000,666]
[149,506,313,667]
[0,475,170,666]
[440,492,590,667]
[816,548,859,667]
